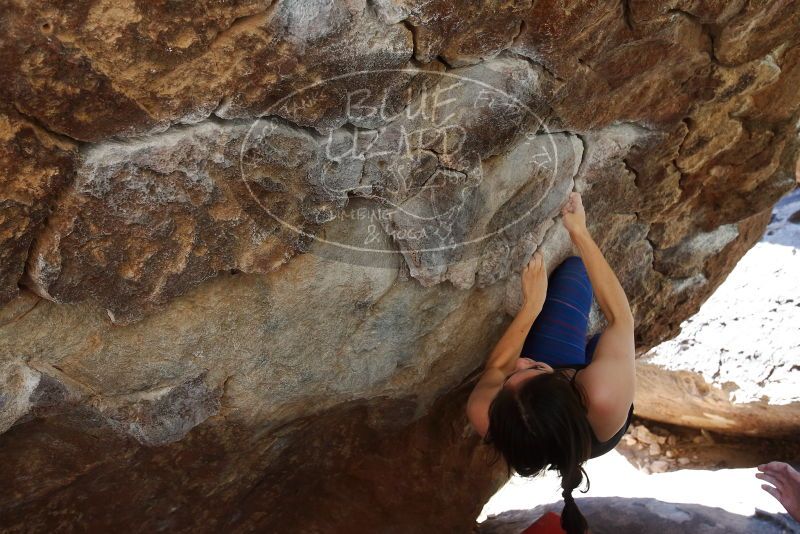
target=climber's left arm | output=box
[467,301,541,437]
[482,301,542,376]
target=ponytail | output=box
[559,465,589,534]
[483,372,594,533]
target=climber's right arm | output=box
[561,192,635,411]
[568,227,634,328]
[561,192,634,327]
[561,193,636,432]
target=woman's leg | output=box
[520,255,594,367]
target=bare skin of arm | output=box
[561,192,635,440]
[561,193,634,327]
[466,252,547,437]
[483,251,547,376]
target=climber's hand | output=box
[521,251,547,312]
[561,192,587,236]
[757,462,800,522]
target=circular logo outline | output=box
[238,67,561,255]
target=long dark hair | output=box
[482,370,593,534]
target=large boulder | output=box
[635,188,800,437]
[1,0,799,531]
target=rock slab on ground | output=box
[478,497,800,534]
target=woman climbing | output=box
[466,191,636,534]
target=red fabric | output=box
[521,512,566,534]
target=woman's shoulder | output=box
[578,326,635,436]
[575,370,633,442]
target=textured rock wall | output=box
[1,0,799,531]
[635,190,800,438]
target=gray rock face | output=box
[25,118,364,323]
[1,0,799,531]
[97,372,222,447]
[478,497,800,534]
[1,358,219,447]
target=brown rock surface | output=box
[1,0,799,531]
[635,188,800,437]
[0,109,76,304]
